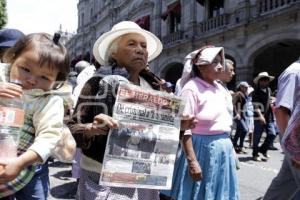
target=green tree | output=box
[0,0,7,28]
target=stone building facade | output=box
[66,0,300,90]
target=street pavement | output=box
[236,141,283,200]
[48,141,284,200]
[48,161,77,200]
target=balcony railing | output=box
[162,31,184,45]
[198,14,229,33]
[258,0,300,14]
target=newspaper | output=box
[99,82,184,189]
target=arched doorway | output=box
[161,62,184,87]
[252,39,300,90]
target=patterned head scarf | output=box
[180,46,225,88]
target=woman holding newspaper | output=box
[67,21,196,200]
[163,46,240,200]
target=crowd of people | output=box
[0,20,299,200]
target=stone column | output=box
[153,0,162,38]
[151,0,162,74]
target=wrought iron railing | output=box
[162,31,184,45]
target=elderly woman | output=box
[166,46,239,200]
[67,21,195,200]
[232,81,251,153]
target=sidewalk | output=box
[48,161,77,200]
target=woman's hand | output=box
[188,160,202,181]
[180,114,198,130]
[291,159,300,169]
[235,113,241,120]
[182,135,202,181]
[152,78,166,91]
[259,116,266,125]
[85,114,119,137]
[0,82,22,98]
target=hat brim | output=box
[236,83,249,89]
[253,75,275,84]
[0,40,16,48]
[93,28,162,65]
[195,47,225,69]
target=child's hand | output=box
[0,82,22,98]
[0,157,24,184]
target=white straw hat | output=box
[93,21,163,65]
[253,72,274,84]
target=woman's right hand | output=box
[235,113,241,120]
[85,114,119,137]
[0,82,22,98]
[188,160,202,181]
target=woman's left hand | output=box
[180,114,198,130]
[85,114,119,137]
[188,160,202,181]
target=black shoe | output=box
[234,146,241,154]
[160,193,172,200]
[268,146,278,150]
[262,153,270,158]
[259,149,270,158]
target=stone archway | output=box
[161,62,184,86]
[251,39,300,89]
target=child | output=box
[0,33,72,199]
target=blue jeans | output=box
[233,119,248,148]
[15,163,49,200]
[252,121,276,157]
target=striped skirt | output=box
[163,133,239,200]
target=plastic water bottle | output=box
[0,81,24,161]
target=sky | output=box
[5,0,78,35]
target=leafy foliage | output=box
[0,0,7,29]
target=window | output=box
[161,1,181,33]
[81,13,84,26]
[169,12,181,33]
[135,16,150,31]
[208,0,224,18]
[90,8,93,21]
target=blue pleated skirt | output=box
[162,133,239,200]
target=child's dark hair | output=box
[3,33,70,87]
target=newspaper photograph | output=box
[99,82,184,189]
